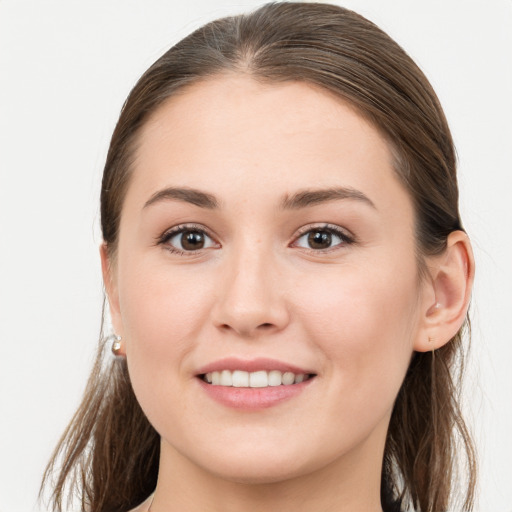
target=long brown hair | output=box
[41,3,476,511]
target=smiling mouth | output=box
[200,370,315,388]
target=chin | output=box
[205,459,310,485]
[188,439,331,486]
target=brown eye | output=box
[293,226,353,251]
[307,230,332,249]
[161,226,217,253]
[181,231,205,250]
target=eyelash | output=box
[156,223,218,256]
[291,224,355,253]
[156,223,355,256]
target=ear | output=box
[100,243,126,355]
[414,231,475,352]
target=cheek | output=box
[117,257,217,369]
[116,257,221,432]
[296,260,419,391]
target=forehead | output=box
[127,74,411,218]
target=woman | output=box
[42,3,476,511]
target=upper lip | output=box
[196,357,314,376]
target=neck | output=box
[149,435,385,512]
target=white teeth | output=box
[282,372,295,385]
[268,370,282,386]
[203,370,310,387]
[220,370,232,386]
[249,370,268,387]
[232,370,249,387]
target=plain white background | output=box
[0,1,510,511]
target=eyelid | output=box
[155,222,354,255]
[290,223,356,250]
[156,223,220,254]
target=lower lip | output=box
[197,377,314,410]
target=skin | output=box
[102,75,474,512]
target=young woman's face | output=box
[108,76,431,483]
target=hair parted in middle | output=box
[42,3,476,512]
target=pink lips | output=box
[196,357,313,375]
[195,357,315,410]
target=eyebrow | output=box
[143,185,375,211]
[143,187,219,210]
[280,187,376,210]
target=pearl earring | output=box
[111,334,123,356]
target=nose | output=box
[211,244,290,338]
